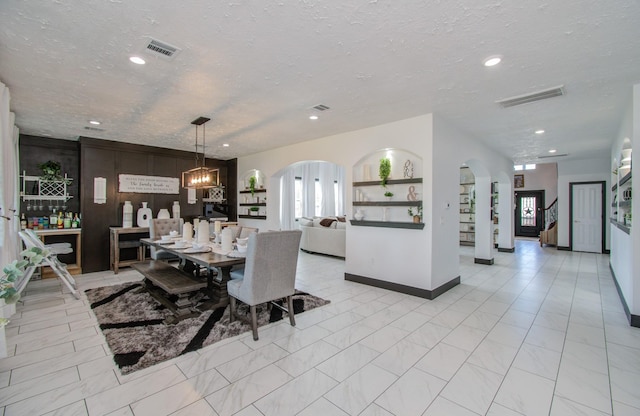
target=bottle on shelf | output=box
[57,211,63,229]
[72,213,79,228]
[20,213,27,230]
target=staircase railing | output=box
[543,198,558,228]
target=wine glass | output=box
[38,199,44,211]
[26,200,31,211]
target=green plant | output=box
[379,158,391,187]
[249,206,260,212]
[408,205,423,217]
[384,191,394,197]
[249,176,257,196]
[37,160,69,183]
[1,247,51,306]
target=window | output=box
[520,196,537,227]
[514,165,524,171]
[525,164,536,170]
[294,177,302,218]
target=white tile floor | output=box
[1,240,640,415]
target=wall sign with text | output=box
[118,174,180,194]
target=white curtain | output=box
[301,163,316,218]
[279,167,297,230]
[0,81,20,268]
[335,164,345,215]
[319,162,335,216]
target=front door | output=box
[515,191,545,237]
[571,182,603,253]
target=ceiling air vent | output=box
[143,38,181,60]
[538,153,568,159]
[84,126,105,132]
[312,104,330,111]
[496,85,565,108]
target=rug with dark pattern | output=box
[85,282,329,374]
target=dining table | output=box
[139,237,246,313]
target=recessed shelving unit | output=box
[238,169,267,220]
[611,170,632,234]
[459,167,475,246]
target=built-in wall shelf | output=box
[353,178,422,187]
[350,220,425,230]
[239,203,266,207]
[611,218,631,235]
[238,215,267,220]
[239,189,266,194]
[353,201,422,207]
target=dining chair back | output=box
[227,230,302,340]
[149,218,183,260]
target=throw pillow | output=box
[299,218,313,227]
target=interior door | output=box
[571,182,603,253]
[515,191,545,237]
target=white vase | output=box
[172,201,180,219]
[137,202,152,227]
[157,208,170,219]
[123,201,133,227]
[354,209,364,221]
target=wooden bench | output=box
[131,260,208,323]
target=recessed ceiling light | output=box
[129,56,146,65]
[483,55,502,67]
[535,129,545,134]
[89,120,101,125]
[222,143,229,147]
[309,115,318,120]
[549,149,557,153]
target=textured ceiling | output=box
[1,1,639,163]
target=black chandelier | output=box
[181,116,218,189]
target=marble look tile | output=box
[317,311,365,333]
[461,310,501,332]
[286,307,335,330]
[604,325,640,349]
[14,327,97,354]
[273,324,333,353]
[612,400,640,416]
[403,322,451,349]
[316,343,379,382]
[357,325,409,353]
[441,324,487,352]
[525,324,566,352]
[130,368,229,416]
[10,344,106,384]
[555,360,612,414]
[499,309,536,329]
[372,339,429,376]
[429,309,469,329]
[562,340,608,375]
[423,396,479,416]
[512,342,561,380]
[359,403,394,416]
[440,363,503,415]
[485,322,528,348]
[216,343,289,383]
[17,312,91,334]
[41,400,88,416]
[477,300,511,317]
[486,403,524,415]
[7,369,120,415]
[533,310,569,332]
[389,311,431,332]
[255,368,337,415]
[413,300,450,317]
[414,343,469,381]
[358,308,404,330]
[374,368,445,416]
[168,399,217,416]
[0,341,74,373]
[104,406,135,416]
[177,341,253,379]
[566,322,605,348]
[610,365,640,409]
[0,371,9,388]
[77,356,117,380]
[550,395,610,415]
[85,366,185,415]
[275,340,340,377]
[324,363,397,416]
[205,365,291,416]
[298,397,348,416]
[350,298,391,317]
[323,322,377,349]
[607,342,640,374]
[494,367,555,415]
[0,367,78,406]
[228,404,263,416]
[467,338,519,376]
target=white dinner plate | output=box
[183,247,212,254]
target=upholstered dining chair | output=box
[228,230,302,340]
[149,218,183,261]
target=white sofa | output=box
[298,217,346,258]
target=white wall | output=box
[516,163,558,207]
[238,113,513,293]
[557,158,610,249]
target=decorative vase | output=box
[137,202,152,227]
[354,209,364,221]
[172,201,180,219]
[157,208,170,219]
[122,201,133,228]
[413,215,421,224]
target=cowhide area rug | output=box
[85,282,329,374]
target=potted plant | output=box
[249,206,260,216]
[384,191,394,200]
[249,176,257,196]
[379,158,391,187]
[408,206,423,223]
[1,246,51,307]
[38,160,70,183]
